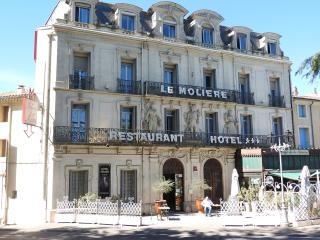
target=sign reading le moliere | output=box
[160,85,228,99]
[109,130,261,145]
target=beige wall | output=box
[293,97,320,148]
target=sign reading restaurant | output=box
[109,130,261,145]
[160,84,229,99]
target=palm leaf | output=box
[295,52,320,84]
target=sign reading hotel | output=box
[108,130,261,145]
[160,85,228,99]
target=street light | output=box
[270,137,290,227]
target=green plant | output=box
[190,179,211,198]
[78,192,99,203]
[237,185,260,203]
[152,177,174,197]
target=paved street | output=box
[1,214,320,240]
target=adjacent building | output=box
[1,0,293,223]
[0,87,42,224]
[292,89,320,149]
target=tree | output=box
[295,52,320,84]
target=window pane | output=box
[298,105,306,118]
[75,6,90,23]
[241,115,252,135]
[299,128,310,148]
[120,170,137,202]
[122,15,134,31]
[237,34,247,50]
[71,105,87,142]
[69,170,88,201]
[120,107,135,130]
[202,28,213,45]
[163,24,175,38]
[268,42,276,55]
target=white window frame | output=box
[121,12,136,32]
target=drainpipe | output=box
[310,101,315,148]
[3,106,12,224]
[43,33,53,222]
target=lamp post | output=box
[270,136,290,227]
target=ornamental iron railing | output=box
[54,126,293,148]
[69,74,94,90]
[144,81,255,105]
[117,79,142,94]
[269,94,286,108]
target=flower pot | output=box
[195,198,204,213]
[154,200,166,215]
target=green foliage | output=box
[237,185,260,203]
[191,179,211,193]
[295,52,320,84]
[152,177,174,195]
[78,192,99,203]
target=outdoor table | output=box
[158,206,170,220]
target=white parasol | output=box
[230,168,240,198]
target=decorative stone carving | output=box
[143,100,161,131]
[200,149,226,162]
[184,104,200,132]
[223,109,237,134]
[159,150,186,161]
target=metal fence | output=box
[55,197,142,226]
[220,183,320,227]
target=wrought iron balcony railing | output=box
[144,81,255,105]
[54,126,293,148]
[268,94,285,108]
[69,74,94,90]
[117,79,142,94]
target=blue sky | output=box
[0,0,319,95]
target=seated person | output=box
[201,196,214,217]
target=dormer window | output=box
[202,27,214,45]
[75,5,90,24]
[163,23,176,38]
[267,42,277,55]
[122,14,135,32]
[237,33,247,50]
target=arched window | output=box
[202,24,214,45]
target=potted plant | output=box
[152,177,174,214]
[237,186,259,212]
[190,179,211,213]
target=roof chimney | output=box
[16,85,26,95]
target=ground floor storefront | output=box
[50,145,236,217]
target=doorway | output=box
[204,159,223,204]
[163,159,184,211]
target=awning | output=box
[269,171,301,181]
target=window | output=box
[204,70,216,89]
[237,33,247,50]
[120,107,136,131]
[163,24,176,38]
[69,170,88,200]
[120,60,135,93]
[0,140,7,157]
[73,53,90,89]
[239,74,250,104]
[298,105,306,118]
[205,113,218,134]
[164,64,177,85]
[267,42,277,55]
[240,115,252,135]
[165,109,179,133]
[122,14,135,32]
[272,117,283,136]
[1,106,8,122]
[120,170,137,202]
[98,165,110,199]
[75,5,90,24]
[299,128,310,148]
[71,104,88,142]
[269,78,281,106]
[202,28,214,45]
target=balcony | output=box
[268,94,285,107]
[117,79,142,94]
[144,81,255,105]
[54,126,293,148]
[69,74,94,90]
